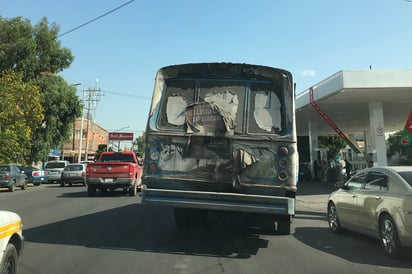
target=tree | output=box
[0,17,73,81]
[0,70,44,163]
[30,74,82,163]
[94,144,113,160]
[318,135,347,161]
[0,16,81,163]
[387,130,412,164]
[132,133,145,158]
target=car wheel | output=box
[328,202,342,233]
[8,183,15,192]
[129,184,137,196]
[0,243,17,274]
[33,182,40,186]
[380,214,401,257]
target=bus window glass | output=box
[249,83,283,134]
[199,81,245,135]
[159,80,196,129]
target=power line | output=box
[58,0,136,37]
[102,89,151,100]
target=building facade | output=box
[62,118,108,163]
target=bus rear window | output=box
[158,80,196,129]
[198,81,245,135]
[248,83,284,134]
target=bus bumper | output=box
[141,185,295,216]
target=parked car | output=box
[0,210,24,273]
[60,163,87,187]
[0,164,27,192]
[44,160,69,183]
[327,166,412,257]
[18,166,49,186]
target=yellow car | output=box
[0,211,24,273]
[328,166,412,257]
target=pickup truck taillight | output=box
[86,166,90,176]
[129,165,134,177]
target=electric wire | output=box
[58,0,135,37]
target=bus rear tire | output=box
[276,216,292,235]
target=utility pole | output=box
[77,87,85,163]
[83,84,102,161]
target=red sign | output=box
[404,110,412,135]
[108,132,134,141]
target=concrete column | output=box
[308,121,319,176]
[363,130,371,168]
[368,102,387,166]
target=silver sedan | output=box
[327,166,412,257]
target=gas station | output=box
[295,69,412,169]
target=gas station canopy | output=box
[295,69,412,166]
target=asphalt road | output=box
[1,181,411,274]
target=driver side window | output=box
[346,173,367,190]
[365,172,388,191]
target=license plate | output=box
[104,178,113,183]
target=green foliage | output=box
[132,133,145,158]
[95,144,112,160]
[0,16,81,163]
[318,135,347,160]
[387,130,412,164]
[0,70,44,163]
[0,17,73,80]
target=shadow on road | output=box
[294,226,412,267]
[297,181,338,196]
[23,203,269,259]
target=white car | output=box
[44,160,70,183]
[0,211,24,274]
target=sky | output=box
[1,0,412,138]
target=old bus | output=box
[142,63,297,234]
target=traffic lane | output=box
[295,189,412,267]
[11,185,412,273]
[22,202,267,259]
[21,192,412,267]
[294,210,412,268]
[19,200,273,274]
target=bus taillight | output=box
[280,147,289,156]
[278,171,288,181]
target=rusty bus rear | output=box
[142,63,297,233]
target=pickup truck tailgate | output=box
[87,163,133,177]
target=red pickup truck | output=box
[85,151,143,197]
